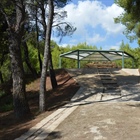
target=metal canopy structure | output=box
[59,49,134,68]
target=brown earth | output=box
[0,69,80,140]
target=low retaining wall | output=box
[122,69,139,76]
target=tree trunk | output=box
[22,41,38,78]
[35,5,42,72]
[40,1,57,89]
[37,44,42,73]
[48,51,57,89]
[39,0,54,112]
[0,71,4,83]
[7,0,30,119]
[9,33,30,119]
[0,51,6,83]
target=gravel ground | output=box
[46,68,140,140]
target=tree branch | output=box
[0,4,11,27]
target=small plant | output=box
[0,103,13,112]
[0,90,5,98]
[0,94,13,112]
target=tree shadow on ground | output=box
[0,69,79,140]
[45,131,62,140]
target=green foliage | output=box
[0,94,13,112]
[115,41,140,68]
[115,0,140,42]
[133,47,140,68]
[51,44,61,68]
[24,42,43,73]
[0,103,13,112]
[0,90,5,98]
[51,40,140,69]
[51,42,97,69]
[71,42,97,50]
[0,56,11,81]
[0,14,10,82]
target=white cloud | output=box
[86,33,106,44]
[63,0,124,41]
[100,4,124,34]
[110,45,120,50]
[105,41,122,50]
[59,43,69,47]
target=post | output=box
[132,59,134,68]
[77,50,80,68]
[59,56,61,68]
[122,52,124,68]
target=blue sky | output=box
[53,0,138,50]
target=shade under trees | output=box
[0,0,31,119]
